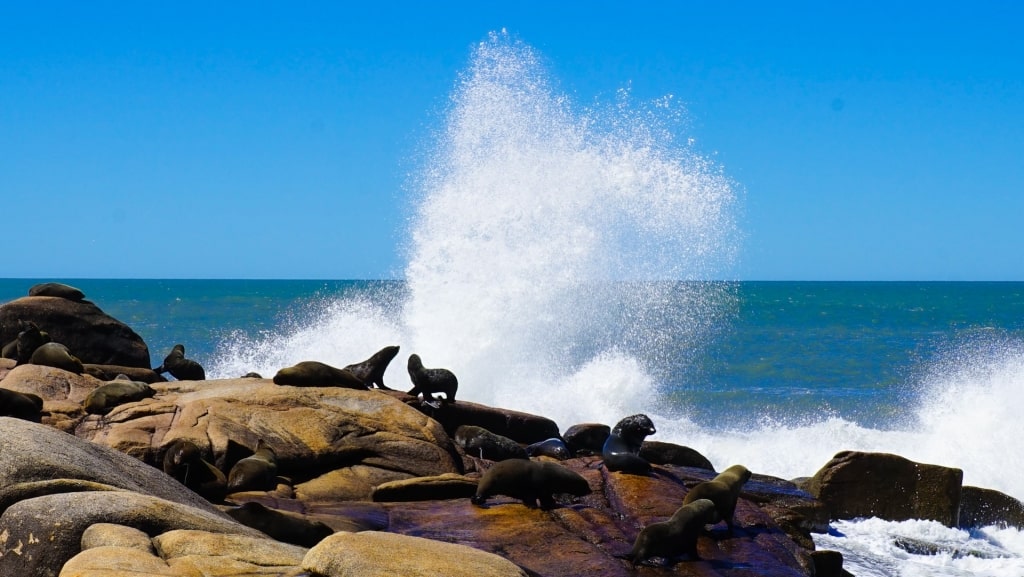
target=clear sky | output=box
[3,2,1022,281]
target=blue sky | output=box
[2,2,1022,280]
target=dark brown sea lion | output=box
[681,464,752,533]
[28,282,87,301]
[626,498,719,566]
[226,439,279,493]
[83,375,156,415]
[225,501,334,548]
[343,345,400,390]
[454,425,528,461]
[153,344,206,380]
[29,342,84,374]
[407,354,457,403]
[272,360,366,389]
[526,438,572,460]
[0,387,43,422]
[602,414,656,474]
[162,439,227,502]
[471,459,591,509]
[1,321,51,365]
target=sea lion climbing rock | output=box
[407,353,457,403]
[83,375,156,415]
[343,345,400,389]
[272,360,366,389]
[627,498,720,566]
[681,464,752,533]
[153,343,206,380]
[454,425,528,461]
[227,439,279,493]
[471,459,591,509]
[602,413,656,474]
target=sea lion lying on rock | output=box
[153,344,206,380]
[1,321,50,364]
[471,459,591,509]
[407,353,457,404]
[225,501,334,548]
[455,425,528,461]
[28,282,87,301]
[526,438,572,460]
[227,439,279,493]
[626,498,719,566]
[681,464,752,533]
[83,375,156,415]
[343,345,400,389]
[602,414,656,474]
[162,439,227,502]
[272,360,366,389]
[30,342,84,374]
[0,387,43,422]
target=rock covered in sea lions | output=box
[471,459,592,509]
[455,425,528,461]
[153,343,206,380]
[272,360,366,389]
[602,413,656,474]
[344,345,400,389]
[83,374,156,415]
[407,353,458,403]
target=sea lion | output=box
[602,414,656,474]
[225,501,334,548]
[0,387,43,422]
[562,423,611,456]
[526,438,572,460]
[240,372,263,379]
[28,282,87,301]
[83,375,156,415]
[227,439,279,493]
[2,321,51,365]
[162,439,227,501]
[272,360,366,389]
[454,425,528,461]
[626,498,719,566]
[407,354,457,403]
[153,344,206,381]
[343,345,400,390]
[29,342,83,374]
[681,464,752,533]
[471,459,591,509]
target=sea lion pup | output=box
[626,498,719,566]
[407,353,457,404]
[153,344,206,380]
[29,342,84,374]
[455,425,528,461]
[272,360,366,389]
[225,501,334,548]
[28,282,87,301]
[681,464,752,534]
[2,321,51,364]
[227,439,279,493]
[343,345,400,390]
[526,438,572,460]
[83,375,156,415]
[0,387,44,422]
[602,413,656,474]
[471,459,591,509]
[162,439,228,502]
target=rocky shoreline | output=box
[1,284,1022,577]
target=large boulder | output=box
[959,485,1024,529]
[801,451,963,526]
[0,296,150,368]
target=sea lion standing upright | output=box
[153,344,206,381]
[626,498,719,566]
[227,439,279,493]
[162,439,227,502]
[407,354,457,403]
[272,360,366,389]
[343,345,400,390]
[681,464,752,534]
[602,414,656,474]
[29,342,84,374]
[471,459,591,509]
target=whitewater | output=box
[207,31,1024,575]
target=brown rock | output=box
[802,451,963,526]
[563,422,610,455]
[959,485,1024,529]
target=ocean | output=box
[5,31,1023,575]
